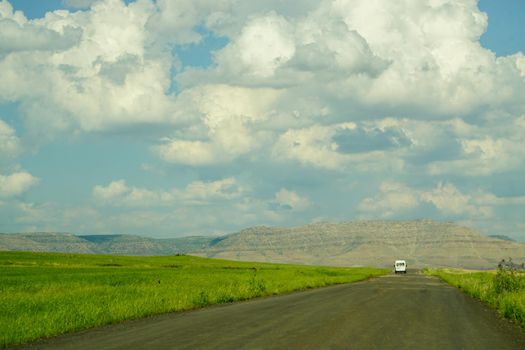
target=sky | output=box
[0,0,524,240]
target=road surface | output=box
[18,272,525,350]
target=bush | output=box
[494,262,522,294]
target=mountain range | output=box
[1,220,524,269]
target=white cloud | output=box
[154,140,217,166]
[420,183,487,217]
[476,193,525,206]
[273,124,346,169]
[272,122,406,171]
[0,0,176,137]
[176,0,524,119]
[359,181,493,218]
[154,84,279,165]
[0,119,21,158]
[93,179,174,206]
[0,3,80,53]
[92,177,246,207]
[345,117,525,177]
[317,0,508,114]
[10,200,105,234]
[92,179,130,200]
[217,13,295,78]
[0,1,25,23]
[147,0,319,47]
[3,0,524,150]
[428,137,524,176]
[1,0,524,139]
[194,84,279,124]
[166,0,525,178]
[181,177,245,202]
[147,0,220,45]
[62,0,96,9]
[273,188,310,211]
[358,181,419,217]
[1,0,525,239]
[154,119,256,165]
[14,202,54,226]
[0,171,39,198]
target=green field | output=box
[0,251,388,348]
[425,267,525,328]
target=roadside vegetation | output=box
[425,262,525,329]
[0,251,388,348]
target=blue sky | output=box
[1,0,524,240]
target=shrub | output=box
[494,262,522,294]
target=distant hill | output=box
[0,233,214,256]
[2,220,524,269]
[0,232,95,254]
[194,220,525,269]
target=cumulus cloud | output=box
[358,182,419,217]
[0,119,21,158]
[93,177,246,207]
[333,124,411,154]
[169,0,525,181]
[154,84,279,165]
[2,0,525,238]
[0,171,39,198]
[273,124,347,169]
[89,178,309,235]
[272,122,406,171]
[427,136,524,176]
[318,116,525,177]
[177,0,524,117]
[92,179,131,201]
[271,188,310,211]
[358,181,493,218]
[320,0,512,114]
[154,140,216,166]
[3,0,525,149]
[146,0,221,45]
[93,179,174,206]
[216,13,295,79]
[181,177,245,202]
[62,0,96,9]
[0,0,175,138]
[147,0,320,47]
[0,2,80,53]
[153,120,256,165]
[420,183,488,217]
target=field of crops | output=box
[425,267,525,329]
[0,251,388,348]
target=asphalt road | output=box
[19,272,525,350]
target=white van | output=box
[394,260,407,274]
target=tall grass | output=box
[425,267,525,328]
[0,252,388,348]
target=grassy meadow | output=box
[425,267,525,329]
[0,251,388,348]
